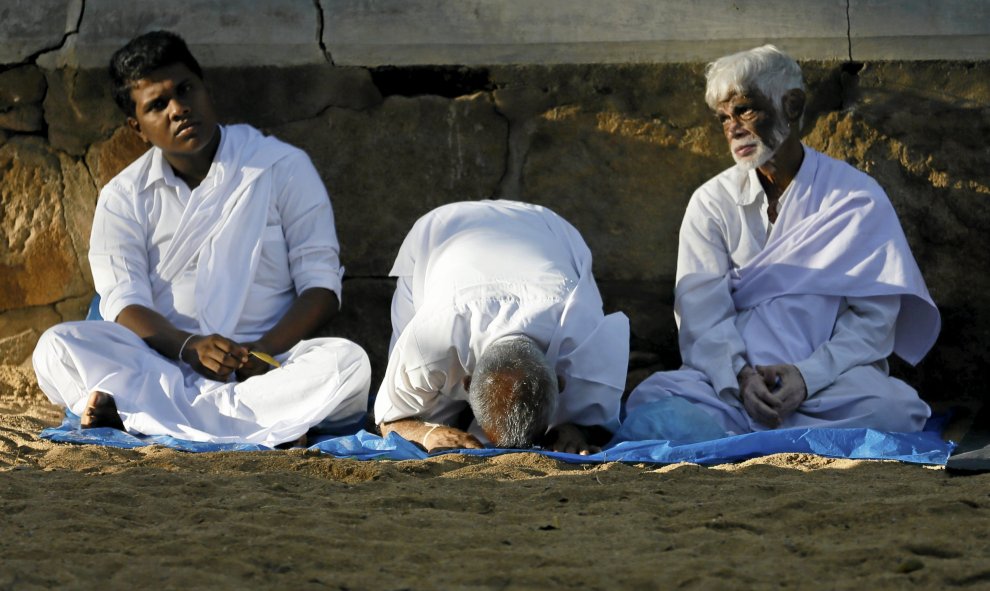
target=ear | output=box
[556,374,566,393]
[462,375,472,392]
[781,88,806,125]
[126,116,148,143]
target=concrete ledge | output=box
[323,0,850,65]
[5,0,990,68]
[851,0,990,60]
[38,0,328,69]
[0,0,79,64]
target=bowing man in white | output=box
[32,31,370,446]
[626,45,940,435]
[375,200,629,454]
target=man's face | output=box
[715,90,787,171]
[127,62,218,161]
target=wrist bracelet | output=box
[422,423,440,448]
[178,334,196,363]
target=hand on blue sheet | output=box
[545,423,600,455]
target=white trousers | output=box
[626,363,930,435]
[33,321,371,446]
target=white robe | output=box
[627,146,939,434]
[374,200,629,433]
[33,125,370,445]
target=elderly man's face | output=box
[715,90,786,171]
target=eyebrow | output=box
[138,76,193,112]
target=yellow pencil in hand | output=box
[249,350,281,368]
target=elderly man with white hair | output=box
[626,45,940,436]
[375,200,629,454]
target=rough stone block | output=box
[0,305,59,366]
[209,66,383,129]
[55,294,92,323]
[85,126,149,190]
[0,104,44,132]
[495,64,728,282]
[58,153,98,288]
[324,277,397,395]
[44,68,123,155]
[798,62,990,405]
[271,93,509,276]
[0,328,41,368]
[0,137,90,312]
[599,278,679,392]
[0,66,47,108]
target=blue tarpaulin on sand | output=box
[41,410,955,465]
[58,299,953,464]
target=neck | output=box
[165,126,221,189]
[756,134,804,200]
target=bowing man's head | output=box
[466,335,559,448]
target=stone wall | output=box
[2,1,989,407]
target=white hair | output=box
[469,335,558,448]
[704,44,805,112]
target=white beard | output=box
[731,119,791,172]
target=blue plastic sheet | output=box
[41,409,955,465]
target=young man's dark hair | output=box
[109,30,204,117]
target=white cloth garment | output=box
[33,124,370,445]
[374,200,629,433]
[627,146,939,434]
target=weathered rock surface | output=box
[324,278,398,393]
[801,61,990,403]
[0,137,90,315]
[0,104,44,132]
[0,306,60,367]
[57,153,98,288]
[84,126,149,190]
[43,68,122,155]
[209,66,383,129]
[0,65,47,108]
[0,58,986,408]
[272,93,509,276]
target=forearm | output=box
[676,276,749,396]
[794,295,900,396]
[380,418,438,445]
[115,304,190,360]
[255,288,338,354]
[380,417,482,451]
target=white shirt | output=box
[676,145,938,398]
[89,125,343,342]
[375,200,629,432]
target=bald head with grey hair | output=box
[467,335,558,448]
[704,44,805,114]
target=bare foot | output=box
[80,391,125,430]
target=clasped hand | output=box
[737,364,808,428]
[180,334,273,382]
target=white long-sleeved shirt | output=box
[676,145,937,398]
[374,200,629,432]
[89,125,343,342]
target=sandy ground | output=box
[2,364,989,591]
